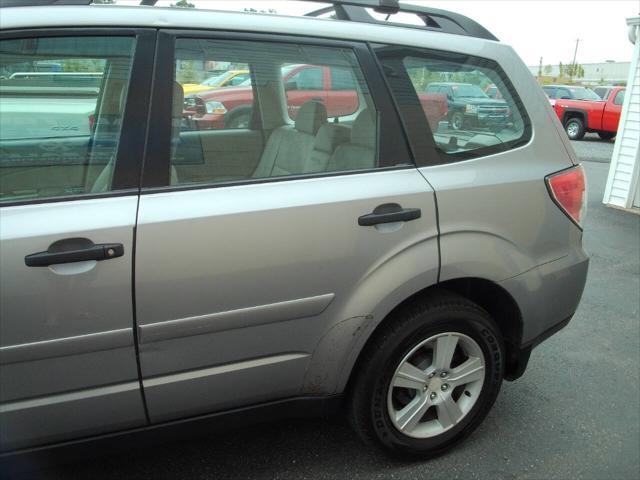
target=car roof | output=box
[0,5,505,57]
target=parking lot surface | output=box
[12,139,640,480]
[570,133,617,163]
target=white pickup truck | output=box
[0,73,100,140]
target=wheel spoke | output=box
[433,334,458,370]
[386,331,487,439]
[448,356,485,387]
[436,393,463,429]
[392,362,429,391]
[395,395,430,433]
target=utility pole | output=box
[570,38,580,82]
[538,57,543,78]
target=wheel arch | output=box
[340,277,524,396]
[562,108,587,126]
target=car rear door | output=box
[0,29,154,451]
[133,32,439,423]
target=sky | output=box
[116,0,639,66]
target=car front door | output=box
[134,32,439,423]
[0,30,154,452]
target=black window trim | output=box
[370,42,533,167]
[0,27,157,208]
[140,28,415,191]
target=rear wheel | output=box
[597,131,616,140]
[565,117,585,140]
[348,292,504,458]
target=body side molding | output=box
[138,293,335,344]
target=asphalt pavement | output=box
[570,133,617,163]
[12,138,640,480]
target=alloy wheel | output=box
[386,332,485,438]
[567,121,579,138]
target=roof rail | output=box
[0,0,90,6]
[0,0,496,42]
[304,0,498,41]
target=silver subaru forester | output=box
[0,0,588,460]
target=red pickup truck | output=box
[183,64,447,131]
[553,86,625,140]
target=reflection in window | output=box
[393,52,530,157]
[0,36,135,201]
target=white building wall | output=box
[603,17,640,211]
[527,62,630,84]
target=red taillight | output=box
[546,165,587,227]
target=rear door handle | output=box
[358,203,421,226]
[25,238,124,267]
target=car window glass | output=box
[613,90,625,105]
[557,88,571,99]
[0,36,135,202]
[568,87,600,101]
[593,87,607,100]
[288,66,323,90]
[229,73,249,86]
[543,87,556,99]
[330,66,357,90]
[179,55,252,131]
[391,53,529,157]
[170,38,378,187]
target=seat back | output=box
[252,100,327,178]
[305,124,350,174]
[326,109,376,172]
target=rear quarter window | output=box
[373,45,531,164]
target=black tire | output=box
[597,131,616,141]
[348,291,504,458]
[224,106,252,129]
[564,117,585,140]
[449,112,465,130]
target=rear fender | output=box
[303,228,550,394]
[439,231,536,283]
